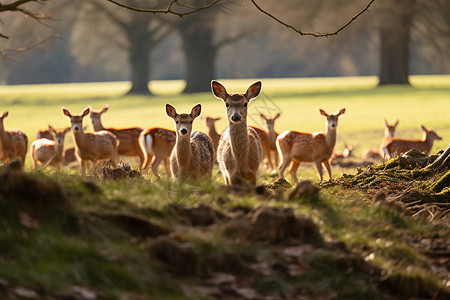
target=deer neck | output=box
[72,128,86,149]
[207,124,220,139]
[54,143,64,159]
[93,121,104,132]
[325,126,337,152]
[229,122,249,159]
[424,133,434,149]
[175,134,192,171]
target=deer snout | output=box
[73,125,80,132]
[231,114,242,123]
[180,128,188,135]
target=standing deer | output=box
[89,105,144,167]
[201,116,221,157]
[277,108,346,183]
[362,119,398,160]
[211,80,263,186]
[385,125,442,157]
[166,104,214,181]
[0,111,28,167]
[260,113,280,169]
[139,127,176,177]
[31,126,70,170]
[62,107,119,175]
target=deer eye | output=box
[176,121,179,124]
[244,103,248,107]
[189,121,193,124]
[226,103,230,108]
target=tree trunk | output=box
[177,11,217,93]
[377,0,416,86]
[127,37,152,95]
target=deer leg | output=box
[314,160,324,182]
[323,160,332,181]
[289,161,300,184]
[151,155,164,177]
[278,155,291,179]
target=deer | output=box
[200,116,222,157]
[211,80,263,186]
[0,111,28,168]
[166,104,214,181]
[30,126,70,170]
[385,125,442,157]
[332,144,355,160]
[138,127,176,177]
[260,112,281,169]
[361,119,398,160]
[277,108,346,183]
[63,146,77,165]
[62,106,119,175]
[89,105,144,167]
[35,127,54,140]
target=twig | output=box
[250,0,376,37]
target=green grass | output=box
[0,75,449,179]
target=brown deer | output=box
[138,127,176,177]
[260,112,280,169]
[35,127,53,140]
[62,107,119,175]
[332,144,354,160]
[63,146,77,165]
[166,104,214,181]
[89,105,144,167]
[31,126,70,170]
[200,116,222,157]
[361,119,398,160]
[0,111,28,167]
[277,108,346,183]
[385,125,442,157]
[211,80,263,186]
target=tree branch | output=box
[104,0,222,17]
[0,34,59,60]
[250,0,376,37]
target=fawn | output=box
[200,116,221,157]
[260,112,280,169]
[166,104,214,181]
[361,119,398,160]
[31,126,70,170]
[62,107,119,175]
[211,80,263,186]
[0,111,28,167]
[277,108,346,183]
[90,105,144,167]
[138,127,176,177]
[332,144,354,160]
[385,125,442,157]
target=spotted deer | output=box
[138,127,176,177]
[0,111,28,167]
[31,126,70,170]
[62,107,119,175]
[212,80,263,186]
[362,119,398,160]
[201,116,222,158]
[385,125,442,157]
[166,104,214,181]
[249,126,272,169]
[277,108,346,183]
[260,112,280,169]
[89,105,144,167]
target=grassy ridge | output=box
[0,75,449,170]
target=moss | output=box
[429,169,450,193]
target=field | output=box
[0,76,449,299]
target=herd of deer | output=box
[0,81,443,186]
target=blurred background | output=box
[0,0,449,94]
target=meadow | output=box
[0,76,449,299]
[0,75,449,179]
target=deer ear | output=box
[81,107,90,117]
[48,125,56,134]
[421,125,427,131]
[319,109,328,117]
[214,117,221,121]
[166,104,177,119]
[64,127,71,133]
[211,80,228,101]
[62,108,71,118]
[338,108,346,116]
[394,120,399,127]
[2,111,8,118]
[190,104,202,119]
[245,81,262,101]
[260,113,267,120]
[102,105,109,113]
[274,113,281,119]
